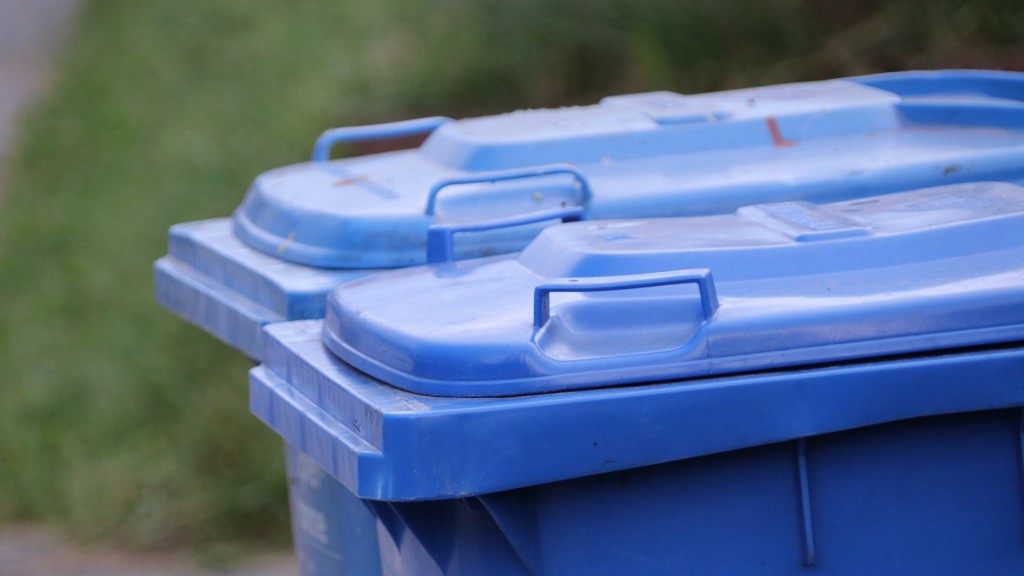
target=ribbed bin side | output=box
[278,408,1024,575]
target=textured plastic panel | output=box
[234,70,1024,268]
[154,219,373,358]
[269,409,1024,575]
[323,182,1024,396]
[252,319,1024,501]
[161,71,1024,362]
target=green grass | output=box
[0,0,1020,552]
[0,0,396,549]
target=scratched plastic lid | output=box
[323,181,1024,397]
[234,70,1024,268]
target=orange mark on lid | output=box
[334,175,367,187]
[766,116,796,147]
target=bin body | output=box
[254,326,1024,576]
[250,181,1024,574]
[282,411,1024,576]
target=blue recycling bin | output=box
[154,69,1024,575]
[252,181,1024,575]
[156,69,1024,361]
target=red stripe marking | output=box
[766,116,796,147]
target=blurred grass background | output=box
[0,0,1021,554]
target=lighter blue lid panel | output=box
[323,181,1024,397]
[161,71,1024,363]
[233,70,1024,268]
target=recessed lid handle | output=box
[533,268,719,330]
[425,163,593,216]
[311,116,452,162]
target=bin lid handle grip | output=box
[534,268,719,330]
[311,116,452,162]
[426,206,585,264]
[425,164,593,216]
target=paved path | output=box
[0,0,81,197]
[0,524,295,576]
[0,3,296,574]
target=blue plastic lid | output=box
[233,70,1024,268]
[254,313,1024,501]
[154,219,375,359]
[323,181,1024,397]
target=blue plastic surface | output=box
[235,70,1024,269]
[249,181,1024,575]
[284,448,382,575]
[267,409,1024,575]
[154,219,373,359]
[252,320,1024,502]
[159,70,1024,361]
[323,181,1024,396]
